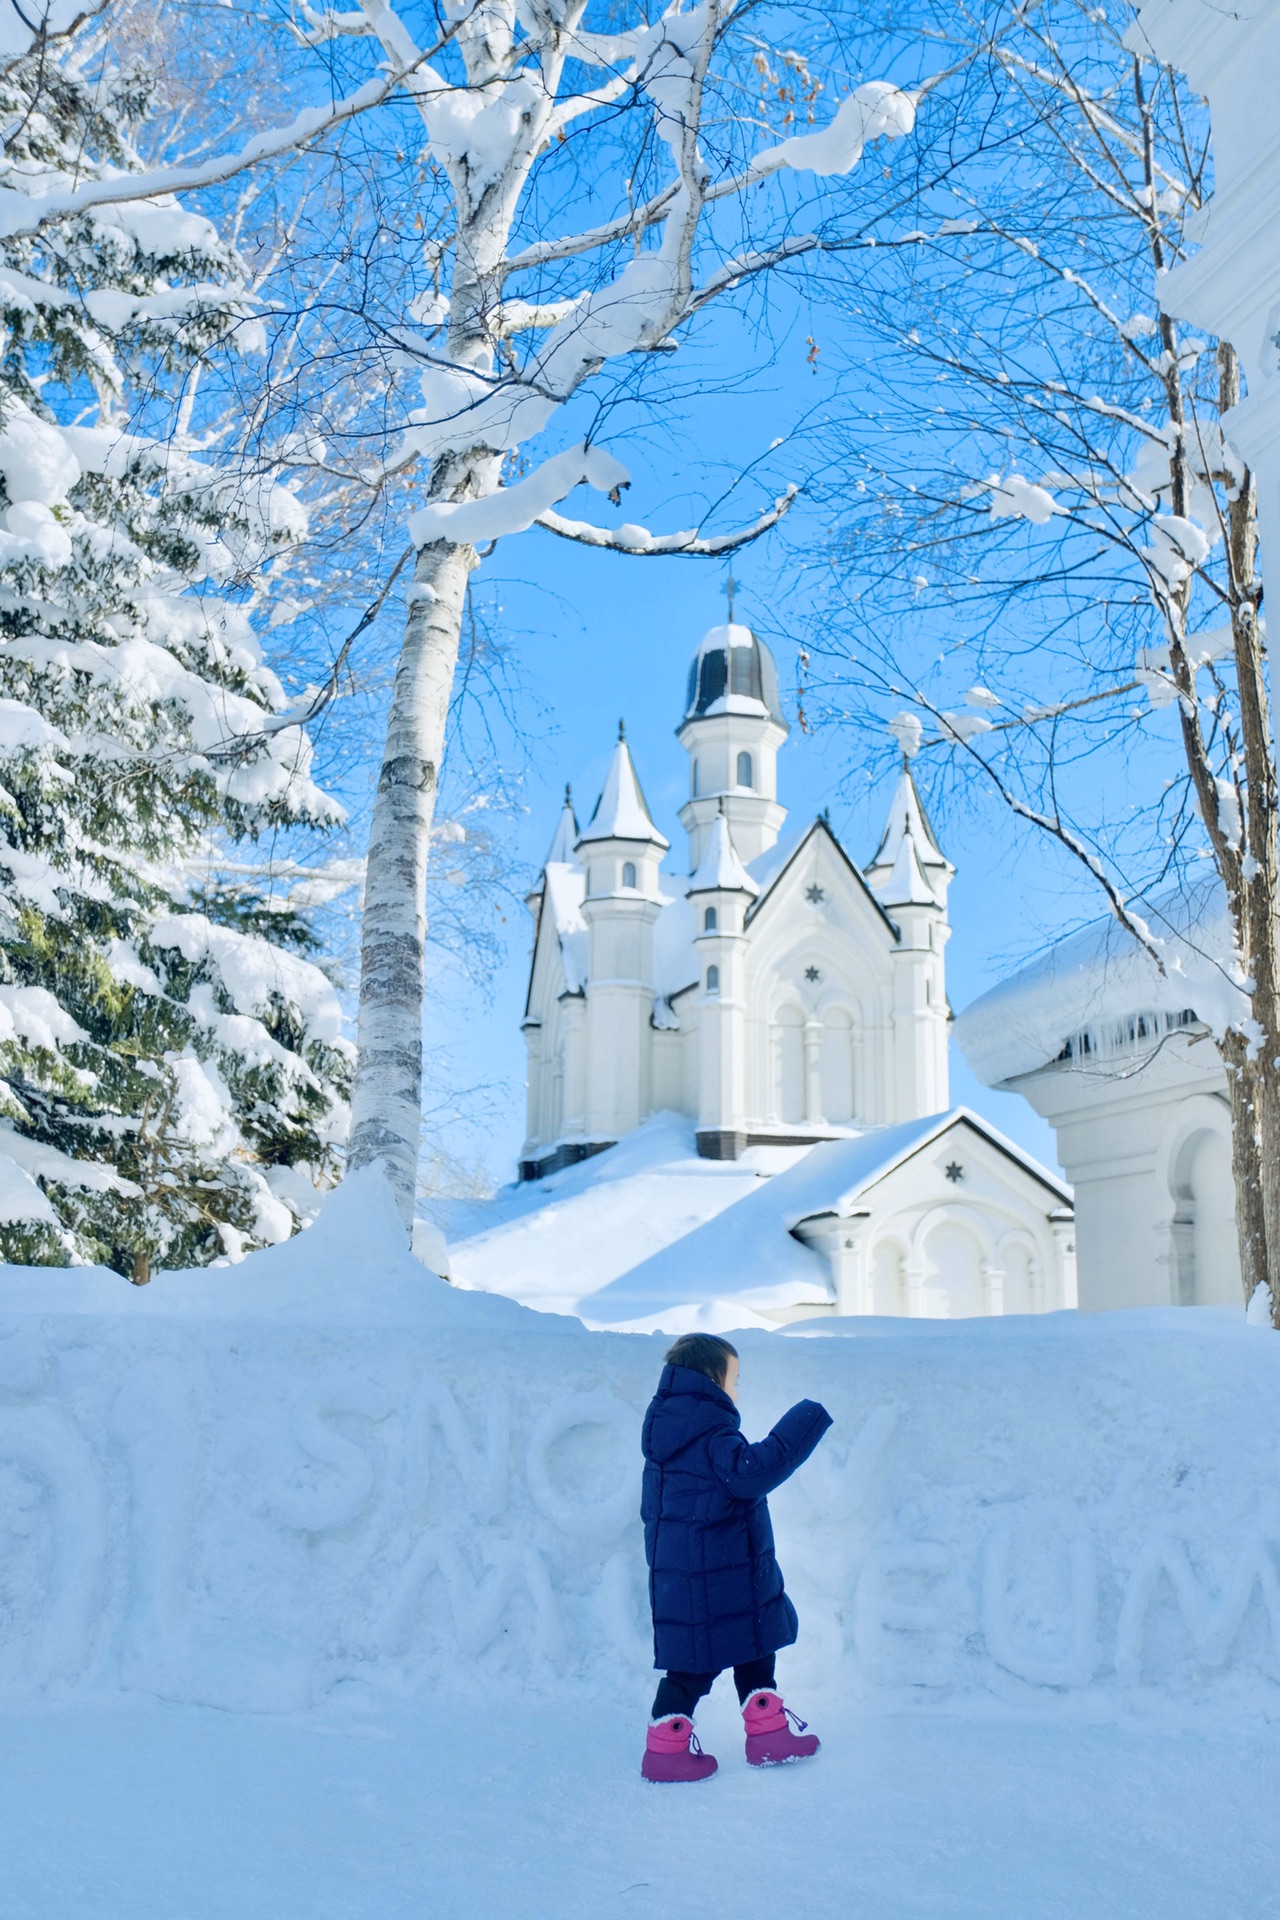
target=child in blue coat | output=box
[639,1332,832,1783]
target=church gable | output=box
[746,818,899,948]
[787,1111,1074,1318]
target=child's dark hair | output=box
[664,1333,738,1386]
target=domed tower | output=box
[677,623,788,869]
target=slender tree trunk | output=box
[348,537,476,1223]
[1220,1035,1269,1306]
[1216,345,1280,1321]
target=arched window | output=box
[622,860,637,889]
[703,906,717,932]
[736,750,754,789]
[706,964,720,994]
[692,759,700,797]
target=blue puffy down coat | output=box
[641,1363,833,1673]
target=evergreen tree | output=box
[0,22,351,1278]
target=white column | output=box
[804,1018,823,1124]
[560,995,587,1136]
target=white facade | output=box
[521,623,953,1173]
[517,624,1076,1319]
[1132,0,1280,569]
[954,887,1241,1310]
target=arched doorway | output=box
[920,1221,985,1318]
[1001,1239,1039,1315]
[1171,1128,1239,1304]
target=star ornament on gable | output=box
[805,884,825,905]
[804,965,821,983]
[945,1161,965,1184]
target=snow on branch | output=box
[407,442,630,548]
[534,485,798,556]
[747,81,916,179]
[988,474,1058,523]
[0,66,428,242]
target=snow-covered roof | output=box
[688,813,759,895]
[652,890,698,1020]
[768,1107,1072,1219]
[542,861,589,992]
[682,622,787,729]
[867,767,952,875]
[577,1160,828,1325]
[746,821,808,894]
[576,732,669,848]
[954,874,1236,1087]
[745,815,899,938]
[875,832,938,908]
[543,790,579,866]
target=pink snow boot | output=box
[742,1690,820,1767]
[641,1715,718,1784]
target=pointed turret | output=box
[876,831,939,909]
[866,764,952,1118]
[871,764,951,879]
[545,785,579,867]
[688,810,759,896]
[577,724,669,851]
[866,766,954,918]
[574,725,667,1145]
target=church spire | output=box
[688,809,759,896]
[577,728,669,849]
[867,765,953,883]
[543,784,579,867]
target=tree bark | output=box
[1215,345,1280,1321]
[1220,1034,1269,1308]
[347,537,476,1223]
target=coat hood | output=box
[642,1363,740,1467]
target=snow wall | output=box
[3,1169,1280,1720]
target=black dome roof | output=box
[683,623,787,729]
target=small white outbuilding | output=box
[954,878,1241,1311]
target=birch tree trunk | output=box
[347,536,476,1220]
[1208,344,1280,1319]
[1220,1038,1269,1308]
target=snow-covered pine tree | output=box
[0,21,352,1279]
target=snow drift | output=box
[2,1167,1280,1720]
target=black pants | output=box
[651,1655,776,1721]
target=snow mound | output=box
[443,1113,808,1317]
[1,1172,1280,1722]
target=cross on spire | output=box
[722,570,736,622]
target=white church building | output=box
[514,622,1077,1322]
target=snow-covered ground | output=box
[4,1697,1274,1919]
[440,1112,813,1321]
[3,1170,1279,1915]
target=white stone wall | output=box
[1009,1035,1239,1310]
